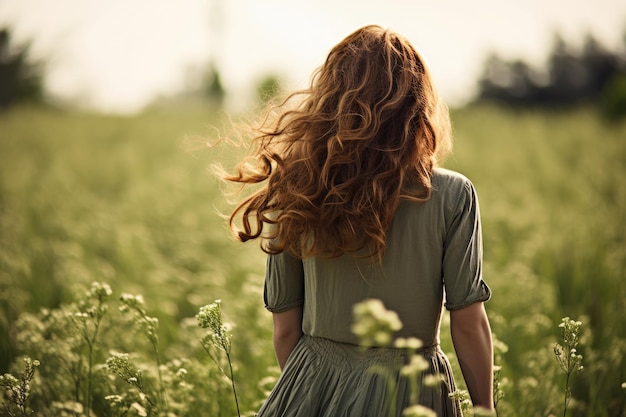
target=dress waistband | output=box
[299,334,441,369]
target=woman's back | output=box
[265,168,490,347]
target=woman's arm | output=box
[450,302,494,410]
[272,306,304,370]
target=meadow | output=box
[0,104,624,416]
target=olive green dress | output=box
[258,168,491,417]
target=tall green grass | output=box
[448,106,626,416]
[0,104,624,416]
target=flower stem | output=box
[562,370,570,417]
[225,351,241,417]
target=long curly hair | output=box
[224,25,452,260]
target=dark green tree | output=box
[600,27,626,120]
[205,61,225,107]
[0,28,43,108]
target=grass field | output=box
[0,104,624,416]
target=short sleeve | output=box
[443,179,491,311]
[264,252,305,313]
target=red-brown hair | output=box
[224,25,452,260]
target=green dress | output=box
[258,168,491,417]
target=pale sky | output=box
[1,0,625,113]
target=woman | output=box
[225,25,493,416]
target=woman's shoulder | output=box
[401,167,475,209]
[430,168,478,213]
[432,167,474,190]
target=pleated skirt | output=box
[257,335,463,417]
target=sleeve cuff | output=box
[265,300,304,313]
[444,281,491,311]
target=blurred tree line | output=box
[0,28,43,109]
[4,23,626,118]
[476,30,626,120]
[0,24,278,112]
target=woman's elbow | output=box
[273,324,302,342]
[450,302,491,336]
[272,307,304,341]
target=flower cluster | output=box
[106,352,143,388]
[402,404,436,417]
[197,300,232,354]
[119,294,145,313]
[559,317,583,346]
[400,355,429,378]
[0,357,40,415]
[448,389,472,414]
[119,293,160,350]
[351,299,402,346]
[72,282,113,329]
[554,317,584,375]
[87,282,113,302]
[394,337,424,351]
[472,406,497,416]
[51,400,85,416]
[104,394,148,417]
